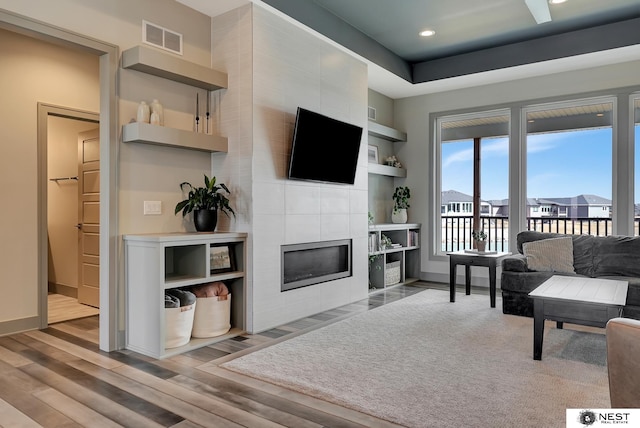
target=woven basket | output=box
[165,302,196,349]
[191,294,231,338]
[385,261,401,286]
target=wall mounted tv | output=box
[288,107,363,185]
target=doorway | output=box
[0,7,121,352]
[45,111,100,324]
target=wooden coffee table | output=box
[528,275,628,360]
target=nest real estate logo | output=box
[567,409,636,427]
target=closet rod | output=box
[49,176,78,182]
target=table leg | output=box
[533,299,544,360]
[449,262,456,303]
[488,264,496,308]
[465,265,471,295]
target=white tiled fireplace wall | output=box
[212,5,369,333]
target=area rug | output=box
[221,289,610,428]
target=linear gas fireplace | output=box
[281,239,352,292]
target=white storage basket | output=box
[165,302,196,349]
[385,261,401,286]
[191,294,231,338]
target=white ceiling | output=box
[177,0,640,99]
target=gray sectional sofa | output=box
[500,231,640,320]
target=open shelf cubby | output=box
[124,232,247,359]
[368,223,421,291]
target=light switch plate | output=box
[144,200,162,215]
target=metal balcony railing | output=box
[440,216,622,252]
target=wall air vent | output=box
[142,20,183,55]
[368,106,377,121]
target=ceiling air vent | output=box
[368,106,377,121]
[143,20,183,55]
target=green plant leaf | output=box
[174,175,235,219]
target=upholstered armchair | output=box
[606,317,640,407]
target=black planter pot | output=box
[194,209,218,232]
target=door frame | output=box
[0,9,120,352]
[40,106,99,308]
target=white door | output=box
[77,128,100,307]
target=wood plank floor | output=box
[48,294,100,325]
[0,282,469,427]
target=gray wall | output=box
[395,59,640,286]
[367,89,406,224]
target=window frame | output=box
[434,108,510,256]
[429,88,639,262]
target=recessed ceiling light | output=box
[419,30,436,37]
[596,113,604,117]
[549,0,567,4]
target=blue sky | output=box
[442,126,640,202]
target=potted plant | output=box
[392,186,410,223]
[472,229,487,252]
[174,174,235,232]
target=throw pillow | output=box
[522,236,575,273]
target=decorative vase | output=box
[476,240,487,252]
[136,101,150,123]
[150,99,164,125]
[194,209,218,232]
[391,208,407,224]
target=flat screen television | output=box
[288,107,363,185]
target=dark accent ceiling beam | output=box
[413,18,640,83]
[261,2,639,86]
[261,0,412,82]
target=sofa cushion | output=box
[571,234,596,277]
[515,231,594,276]
[593,236,640,277]
[523,237,575,273]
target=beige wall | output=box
[0,1,215,332]
[0,0,211,66]
[0,28,99,324]
[1,0,367,337]
[47,116,99,295]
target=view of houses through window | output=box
[525,98,613,238]
[438,110,509,252]
[436,95,639,254]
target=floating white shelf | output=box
[122,45,227,91]
[368,163,407,177]
[122,122,228,153]
[368,121,407,142]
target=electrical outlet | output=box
[144,200,162,215]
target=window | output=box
[525,97,614,236]
[431,89,639,260]
[437,109,510,252]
